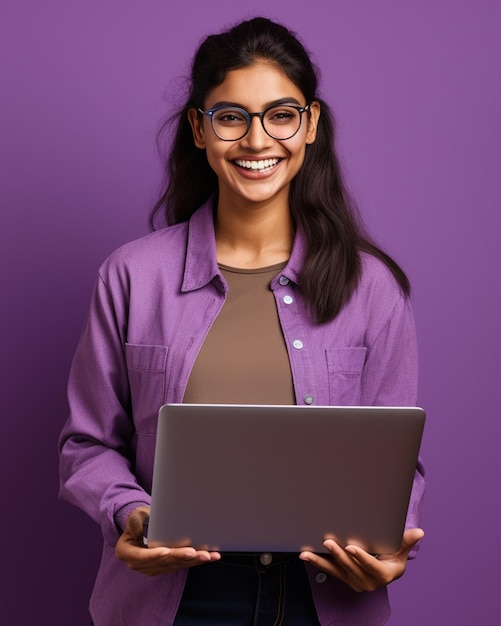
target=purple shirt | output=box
[59,200,425,625]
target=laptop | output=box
[146,403,425,554]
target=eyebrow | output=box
[207,97,303,110]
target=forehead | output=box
[205,60,305,108]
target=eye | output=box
[213,109,247,126]
[266,107,299,125]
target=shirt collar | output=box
[181,199,223,293]
[181,198,306,292]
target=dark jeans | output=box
[91,554,320,625]
[174,552,320,626]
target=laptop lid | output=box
[147,403,425,554]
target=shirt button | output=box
[260,552,273,566]
[315,572,327,584]
[283,295,293,304]
[304,394,314,405]
[293,340,304,350]
[279,276,289,286]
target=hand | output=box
[115,506,221,576]
[299,528,424,592]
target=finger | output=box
[300,549,377,593]
[168,547,216,563]
[299,540,344,574]
[119,546,218,576]
[116,538,173,564]
[117,531,197,562]
[401,528,425,554]
[322,540,394,589]
[300,540,365,579]
[126,507,151,539]
[322,539,369,574]
[133,544,220,568]
[364,528,425,563]
[299,550,352,581]
[345,528,425,564]
[343,545,391,580]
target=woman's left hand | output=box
[299,528,424,592]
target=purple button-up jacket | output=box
[59,201,425,625]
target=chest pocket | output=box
[125,343,168,435]
[325,347,367,405]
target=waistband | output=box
[219,552,298,569]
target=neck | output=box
[215,199,294,269]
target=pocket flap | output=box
[326,347,367,373]
[125,343,168,372]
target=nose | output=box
[239,115,273,151]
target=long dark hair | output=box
[150,17,410,323]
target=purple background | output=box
[2,1,499,624]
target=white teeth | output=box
[235,158,279,171]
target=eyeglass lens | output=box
[211,106,303,140]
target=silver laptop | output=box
[146,403,425,554]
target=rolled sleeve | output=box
[362,293,425,556]
[58,272,150,546]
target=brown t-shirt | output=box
[183,262,295,405]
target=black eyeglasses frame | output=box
[197,103,311,141]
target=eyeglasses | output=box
[197,103,311,141]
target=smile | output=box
[234,158,280,172]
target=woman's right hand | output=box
[115,506,221,576]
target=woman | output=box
[59,16,425,626]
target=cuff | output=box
[114,501,150,534]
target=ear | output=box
[305,101,321,145]
[188,108,206,148]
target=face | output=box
[188,60,320,210]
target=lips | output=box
[234,158,280,172]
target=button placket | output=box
[274,276,316,407]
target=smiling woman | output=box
[58,15,425,626]
[186,61,320,240]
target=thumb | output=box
[126,506,151,540]
[401,528,425,554]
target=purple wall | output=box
[2,1,499,624]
